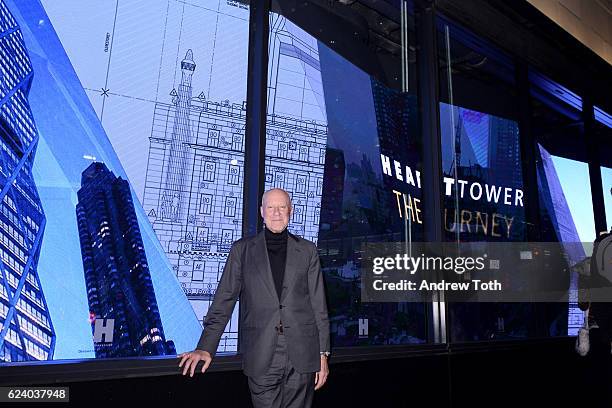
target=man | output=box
[178,188,331,407]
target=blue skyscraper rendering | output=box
[0,0,54,362]
[76,162,175,358]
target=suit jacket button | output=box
[279,305,283,309]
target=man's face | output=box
[260,189,292,233]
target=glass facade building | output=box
[0,0,53,362]
[76,162,175,358]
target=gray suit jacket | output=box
[196,230,330,377]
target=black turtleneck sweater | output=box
[265,226,288,300]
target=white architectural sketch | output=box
[143,15,330,349]
[40,0,250,203]
[265,15,328,245]
[41,0,329,354]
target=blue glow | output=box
[550,155,595,243]
[529,69,582,112]
[594,106,612,129]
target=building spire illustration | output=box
[161,49,196,222]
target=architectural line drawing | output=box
[143,14,331,352]
[144,49,247,353]
[266,15,329,245]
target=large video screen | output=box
[537,148,596,335]
[0,0,252,362]
[439,102,525,243]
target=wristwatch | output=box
[320,351,331,358]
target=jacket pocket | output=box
[298,322,318,337]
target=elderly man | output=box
[179,188,330,408]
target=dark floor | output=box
[2,335,611,408]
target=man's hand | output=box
[314,356,329,390]
[178,350,212,377]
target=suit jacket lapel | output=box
[280,235,301,303]
[252,231,277,300]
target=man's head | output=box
[260,188,292,233]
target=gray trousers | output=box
[247,334,315,408]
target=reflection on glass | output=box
[440,102,533,341]
[529,68,595,337]
[440,103,525,243]
[265,9,426,346]
[594,106,611,129]
[437,17,542,342]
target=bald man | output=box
[179,188,330,408]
